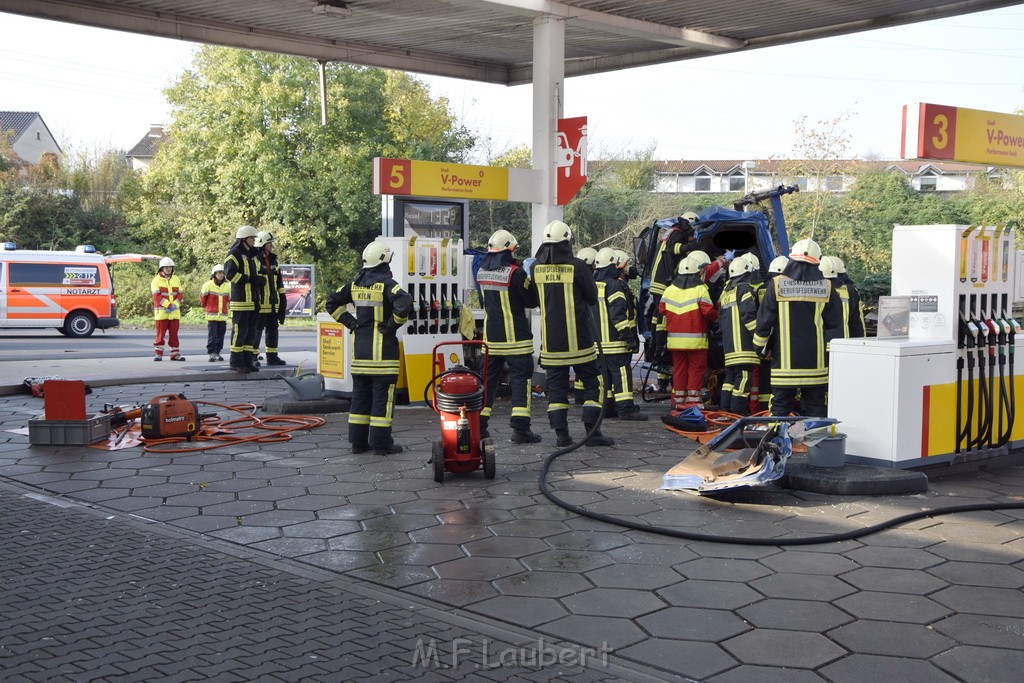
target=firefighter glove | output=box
[724,249,736,262]
[277,296,287,324]
[340,313,358,331]
[377,321,398,335]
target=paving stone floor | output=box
[2,378,1024,681]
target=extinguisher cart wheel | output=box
[482,438,495,479]
[432,441,445,483]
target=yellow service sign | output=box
[374,158,509,200]
[318,322,348,379]
[904,103,1024,168]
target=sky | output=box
[1,7,1023,162]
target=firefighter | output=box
[151,257,184,361]
[253,231,288,366]
[327,240,413,455]
[593,248,647,421]
[529,220,613,447]
[224,225,264,373]
[821,255,866,337]
[768,256,788,278]
[200,263,230,362]
[577,247,598,270]
[753,239,844,417]
[719,254,760,415]
[659,252,719,411]
[476,229,542,444]
[645,213,698,390]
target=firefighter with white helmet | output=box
[593,248,647,421]
[576,247,598,270]
[476,229,542,443]
[200,263,230,362]
[768,255,788,277]
[326,239,413,455]
[659,253,720,411]
[253,231,288,366]
[151,256,185,361]
[529,220,613,447]
[719,254,761,415]
[753,238,843,416]
[224,225,265,373]
[820,255,866,338]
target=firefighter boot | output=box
[244,351,260,372]
[618,406,649,421]
[479,416,490,439]
[555,429,573,447]
[584,424,615,447]
[603,398,618,419]
[374,444,403,455]
[266,353,286,366]
[511,428,542,444]
[229,352,250,374]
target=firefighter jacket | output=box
[256,250,286,315]
[720,273,760,366]
[649,223,694,297]
[835,273,866,338]
[659,273,718,350]
[529,241,598,367]
[224,239,263,312]
[326,264,412,376]
[200,278,231,322]
[592,265,632,354]
[475,250,538,356]
[752,261,844,386]
[621,273,640,341]
[652,257,727,332]
[151,272,183,321]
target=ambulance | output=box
[0,243,120,337]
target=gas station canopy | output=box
[3,0,1020,85]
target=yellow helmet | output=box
[543,220,572,244]
[789,238,822,265]
[681,211,700,225]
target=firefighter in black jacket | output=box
[253,230,288,366]
[224,225,265,374]
[326,241,413,455]
[752,239,843,417]
[476,229,542,444]
[593,248,647,421]
[529,220,613,447]
[720,254,761,415]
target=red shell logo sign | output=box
[556,116,588,206]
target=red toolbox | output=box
[43,380,87,421]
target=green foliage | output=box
[468,145,532,251]
[131,47,473,292]
[110,262,208,319]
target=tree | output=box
[131,46,474,291]
[467,144,531,251]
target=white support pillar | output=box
[531,15,565,254]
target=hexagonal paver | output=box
[722,630,846,669]
[251,537,327,556]
[930,585,1024,617]
[560,588,665,618]
[618,639,737,680]
[738,599,852,631]
[300,550,377,573]
[842,546,943,570]
[827,620,955,658]
[231,510,316,527]
[926,541,1023,564]
[348,563,435,589]
[750,574,856,601]
[462,536,549,558]
[522,550,613,573]
[469,596,567,627]
[927,561,1024,588]
[931,613,1024,649]
[638,607,751,641]
[584,564,682,590]
[833,591,952,624]
[676,557,773,583]
[493,571,591,598]
[433,557,524,581]
[538,615,646,650]
[377,543,467,567]
[408,524,492,545]
[487,519,573,538]
[761,551,859,576]
[545,531,631,551]
[657,579,762,610]
[209,526,281,545]
[605,542,698,566]
[436,508,515,525]
[708,666,826,682]
[820,655,958,683]
[406,578,500,606]
[841,567,948,595]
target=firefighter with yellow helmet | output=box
[593,247,647,420]
[327,240,413,455]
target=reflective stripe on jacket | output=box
[200,279,231,322]
[529,256,598,367]
[720,276,759,366]
[151,273,183,321]
[476,254,537,356]
[659,275,717,350]
[326,266,413,376]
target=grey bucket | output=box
[806,433,846,469]
[277,372,325,401]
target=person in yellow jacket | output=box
[151,256,185,361]
[200,263,231,362]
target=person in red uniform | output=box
[659,252,719,410]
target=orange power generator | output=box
[141,394,201,439]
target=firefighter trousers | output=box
[153,319,181,358]
[483,353,534,430]
[349,374,398,449]
[604,353,640,415]
[771,385,827,417]
[723,364,758,415]
[545,360,602,430]
[254,314,279,354]
[206,321,226,354]
[670,348,707,408]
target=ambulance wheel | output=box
[56,327,68,336]
[482,438,496,479]
[432,441,445,483]
[64,311,96,338]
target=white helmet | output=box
[211,263,225,276]
[576,247,598,266]
[790,238,822,265]
[831,255,847,274]
[362,240,394,268]
[487,229,517,253]
[681,211,700,226]
[819,255,840,279]
[594,247,618,269]
[768,256,789,275]
[236,225,258,239]
[742,252,761,271]
[255,231,274,248]
[678,251,710,275]
[543,220,572,244]
[159,257,175,269]
[729,256,754,278]
[613,249,632,270]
